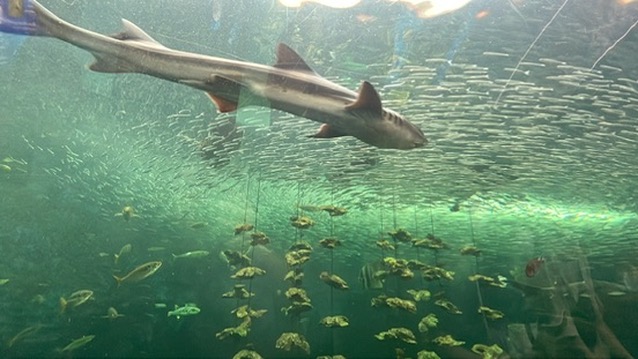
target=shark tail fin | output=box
[0,0,40,36]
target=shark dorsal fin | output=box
[274,44,316,74]
[345,81,383,115]
[110,19,166,48]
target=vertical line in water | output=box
[414,205,420,262]
[246,175,261,312]
[493,0,571,107]
[378,193,385,260]
[243,176,250,224]
[429,206,440,269]
[468,207,490,340]
[392,193,398,258]
[329,185,335,353]
[291,181,301,333]
[237,174,251,311]
[392,193,397,229]
[590,18,638,70]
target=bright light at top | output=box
[278,0,361,9]
[404,0,474,18]
[278,0,475,18]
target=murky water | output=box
[1,0,638,358]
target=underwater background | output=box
[1,0,638,358]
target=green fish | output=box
[168,303,201,319]
[61,335,95,352]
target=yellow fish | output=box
[59,289,94,314]
[113,261,162,287]
[114,206,139,221]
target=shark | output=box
[0,0,426,150]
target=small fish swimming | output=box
[113,243,132,264]
[168,303,201,319]
[172,250,210,259]
[189,221,208,229]
[525,257,545,277]
[6,324,42,348]
[114,206,138,221]
[320,271,349,290]
[60,335,95,353]
[101,307,124,320]
[113,261,162,287]
[59,289,94,314]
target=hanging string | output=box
[237,175,251,310]
[243,177,250,223]
[493,0,571,107]
[591,18,638,71]
[253,175,261,234]
[296,183,301,218]
[429,206,443,288]
[376,193,388,295]
[240,176,251,250]
[429,206,439,266]
[296,183,302,243]
[291,182,302,333]
[378,193,385,260]
[468,207,490,340]
[392,193,398,258]
[392,193,397,229]
[414,205,425,287]
[246,175,262,310]
[414,205,420,261]
[330,187,335,274]
[329,186,335,354]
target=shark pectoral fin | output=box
[206,93,238,113]
[274,44,317,74]
[180,77,243,113]
[345,81,383,117]
[180,76,242,95]
[309,124,347,138]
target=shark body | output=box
[0,0,426,149]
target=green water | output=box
[1,0,638,358]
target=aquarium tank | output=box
[1,0,638,358]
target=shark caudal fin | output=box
[0,0,40,35]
